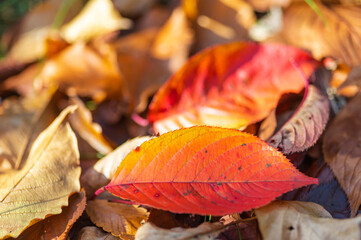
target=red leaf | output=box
[101,126,318,215]
[148,42,320,134]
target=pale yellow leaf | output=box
[256,200,361,240]
[0,106,80,239]
[61,0,132,43]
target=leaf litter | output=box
[1,0,361,239]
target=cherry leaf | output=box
[148,42,320,134]
[101,126,318,215]
[267,85,329,154]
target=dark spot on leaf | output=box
[154,193,160,198]
[266,163,271,168]
[288,226,294,231]
[230,200,234,203]
[135,146,140,151]
[224,176,227,179]
[134,190,139,193]
[216,182,222,185]
[238,166,242,170]
[211,201,216,205]
[241,143,247,146]
[270,139,276,144]
[205,150,208,153]
[284,130,291,135]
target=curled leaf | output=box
[148,42,320,134]
[103,126,317,215]
[267,85,329,154]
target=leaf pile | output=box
[1,0,361,239]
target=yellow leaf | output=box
[0,106,80,239]
[61,0,132,43]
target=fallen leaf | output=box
[39,41,124,101]
[135,222,223,240]
[258,109,277,141]
[76,226,120,240]
[81,136,151,198]
[282,1,361,66]
[301,179,351,219]
[323,93,361,216]
[184,0,254,51]
[60,0,132,43]
[148,42,320,134]
[69,96,113,155]
[102,126,317,215]
[113,29,171,113]
[13,189,86,240]
[256,200,361,240]
[0,88,56,171]
[0,106,81,238]
[267,85,329,154]
[86,200,148,239]
[151,7,193,72]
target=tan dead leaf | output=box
[151,7,193,72]
[113,0,157,17]
[0,88,56,171]
[60,0,132,43]
[76,226,121,240]
[5,0,83,62]
[0,106,81,239]
[69,96,113,155]
[282,1,361,66]
[39,41,124,102]
[323,93,361,216]
[256,200,361,240]
[113,29,171,113]
[81,136,151,198]
[12,190,86,240]
[86,200,149,239]
[135,222,224,240]
[184,0,254,51]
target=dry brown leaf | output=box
[338,65,361,95]
[151,7,193,72]
[86,200,149,239]
[113,29,171,113]
[267,85,329,154]
[39,41,124,102]
[60,0,132,43]
[0,89,56,171]
[12,189,86,240]
[258,109,277,141]
[81,136,151,198]
[323,93,361,216]
[256,200,361,240]
[282,1,361,66]
[0,106,81,239]
[76,226,121,240]
[184,0,253,51]
[135,222,224,240]
[69,96,113,155]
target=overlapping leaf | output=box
[256,200,361,240]
[267,85,329,154]
[0,106,81,239]
[323,93,361,216]
[102,126,317,215]
[148,42,320,134]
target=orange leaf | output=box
[102,126,318,215]
[148,42,320,134]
